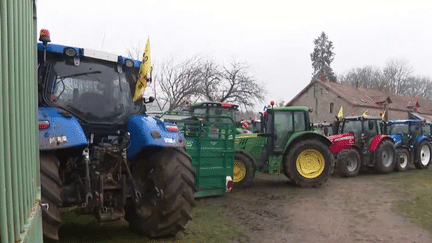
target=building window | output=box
[330,103,334,113]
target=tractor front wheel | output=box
[233,151,255,187]
[284,139,332,187]
[395,148,410,172]
[414,140,432,169]
[336,149,361,177]
[40,153,62,241]
[125,148,196,238]
[375,140,396,173]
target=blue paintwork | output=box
[127,114,186,160]
[387,119,423,125]
[38,107,88,150]
[37,43,141,68]
[390,134,403,146]
[417,135,429,144]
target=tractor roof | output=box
[269,106,309,112]
[190,102,239,109]
[342,116,381,121]
[37,42,141,68]
[387,119,425,125]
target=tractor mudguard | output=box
[390,134,403,146]
[235,149,258,172]
[283,131,332,154]
[416,135,429,145]
[368,135,392,151]
[38,107,88,150]
[126,114,186,160]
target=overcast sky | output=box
[37,0,432,110]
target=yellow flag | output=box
[337,106,343,119]
[381,109,386,119]
[362,110,368,117]
[133,38,151,102]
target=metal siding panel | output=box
[0,0,42,242]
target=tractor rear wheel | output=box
[395,148,410,172]
[233,151,255,187]
[414,140,432,169]
[40,153,62,241]
[336,149,361,177]
[375,140,396,173]
[125,148,196,238]
[284,139,332,187]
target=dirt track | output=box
[223,172,432,243]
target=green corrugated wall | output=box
[0,0,42,242]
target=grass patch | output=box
[58,197,245,243]
[389,168,432,232]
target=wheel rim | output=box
[420,145,431,166]
[381,147,393,167]
[296,149,325,179]
[346,154,359,172]
[233,160,246,182]
[399,152,408,169]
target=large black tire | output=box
[233,151,255,187]
[395,148,410,172]
[40,153,62,241]
[414,140,432,169]
[125,148,196,238]
[336,149,361,177]
[375,140,396,173]
[283,139,332,187]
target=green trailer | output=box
[163,112,236,197]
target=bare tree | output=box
[383,59,412,95]
[199,60,266,109]
[154,57,203,111]
[340,66,386,91]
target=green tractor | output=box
[188,102,333,187]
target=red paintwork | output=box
[368,134,391,151]
[328,133,355,154]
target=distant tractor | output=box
[188,103,333,187]
[384,119,432,171]
[328,116,396,177]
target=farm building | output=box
[286,80,432,123]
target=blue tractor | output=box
[385,119,432,171]
[37,30,195,240]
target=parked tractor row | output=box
[327,116,432,177]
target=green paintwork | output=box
[0,1,42,242]
[234,133,266,161]
[268,155,283,174]
[175,117,235,198]
[270,106,309,112]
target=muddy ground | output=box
[59,170,432,243]
[219,171,432,243]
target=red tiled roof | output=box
[288,80,432,115]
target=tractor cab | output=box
[263,106,311,154]
[384,119,432,171]
[338,116,383,148]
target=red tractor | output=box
[328,116,396,177]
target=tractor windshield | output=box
[389,124,408,134]
[45,55,139,124]
[341,120,362,134]
[190,106,236,123]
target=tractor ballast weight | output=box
[37,32,195,241]
[384,119,432,171]
[328,116,396,177]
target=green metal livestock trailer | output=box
[0,0,43,242]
